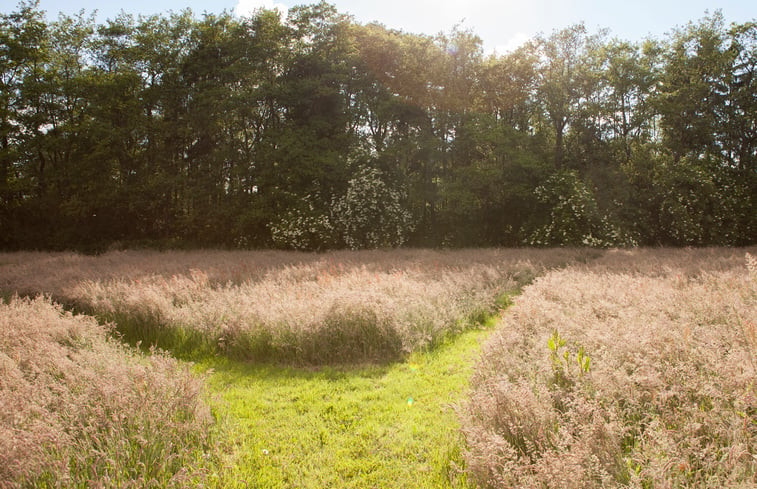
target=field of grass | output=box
[1,248,577,487]
[1,247,755,488]
[0,248,584,363]
[0,297,212,488]
[461,248,757,488]
[196,319,500,489]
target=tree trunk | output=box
[555,126,564,169]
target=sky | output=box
[13,0,757,54]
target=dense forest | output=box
[0,1,755,250]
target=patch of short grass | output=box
[196,316,500,488]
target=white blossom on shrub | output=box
[331,167,415,249]
[528,170,636,247]
[269,195,335,250]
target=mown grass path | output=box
[195,317,500,489]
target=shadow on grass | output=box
[4,288,516,370]
[199,355,393,383]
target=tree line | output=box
[1,1,755,250]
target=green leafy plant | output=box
[548,329,590,388]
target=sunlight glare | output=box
[234,0,288,18]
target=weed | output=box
[548,329,591,389]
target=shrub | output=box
[269,195,337,251]
[528,170,636,247]
[269,167,415,251]
[331,166,415,249]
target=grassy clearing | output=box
[196,316,501,489]
[0,248,567,487]
[7,247,754,487]
[461,248,757,488]
[0,248,586,363]
[0,297,213,488]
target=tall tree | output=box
[533,24,605,169]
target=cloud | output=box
[234,0,288,18]
[490,32,531,55]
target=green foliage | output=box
[0,4,754,249]
[269,167,415,250]
[548,329,591,389]
[196,324,492,488]
[529,170,634,247]
[270,195,336,250]
[624,144,755,245]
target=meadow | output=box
[0,248,583,363]
[461,248,757,488]
[1,247,755,488]
[0,297,212,488]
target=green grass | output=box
[195,316,500,489]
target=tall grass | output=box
[460,248,757,488]
[0,296,213,488]
[0,248,587,363]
